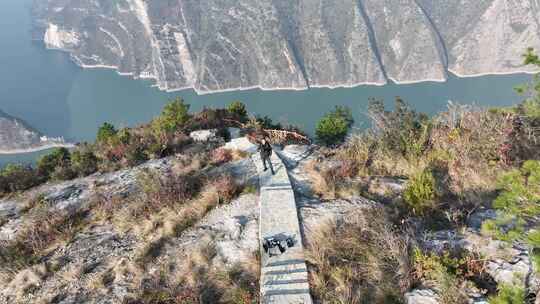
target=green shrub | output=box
[488,284,525,304]
[367,97,430,157]
[528,230,540,272]
[97,122,117,143]
[333,105,354,127]
[412,248,475,304]
[528,230,540,247]
[117,128,131,144]
[71,149,98,176]
[316,106,354,146]
[254,115,282,130]
[241,185,257,195]
[403,169,438,216]
[493,160,540,218]
[482,160,540,245]
[227,101,248,122]
[521,99,540,120]
[480,216,526,242]
[532,251,540,273]
[0,164,41,194]
[125,145,148,166]
[51,164,77,181]
[152,97,191,134]
[36,147,72,179]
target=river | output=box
[0,0,534,168]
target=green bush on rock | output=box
[488,284,525,304]
[403,169,438,216]
[37,147,73,180]
[152,97,191,135]
[0,164,41,194]
[316,106,354,146]
[227,101,248,122]
[71,149,98,177]
[97,122,117,143]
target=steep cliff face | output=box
[415,0,540,76]
[32,0,540,94]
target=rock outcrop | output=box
[32,0,540,94]
[0,152,260,303]
[1,140,539,302]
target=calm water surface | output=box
[0,0,533,167]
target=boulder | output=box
[467,208,498,231]
[419,228,539,293]
[189,129,218,142]
[405,289,439,304]
[44,183,89,211]
[227,128,241,139]
[486,258,530,286]
[224,137,257,153]
[367,176,406,200]
[0,218,23,241]
[0,201,19,220]
[277,145,312,168]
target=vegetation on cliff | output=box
[1,51,539,303]
[304,52,540,303]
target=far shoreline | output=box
[0,143,77,155]
[57,48,539,96]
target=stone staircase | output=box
[253,151,313,304]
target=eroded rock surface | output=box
[0,149,261,303]
[32,0,540,94]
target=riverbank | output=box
[64,50,539,95]
[0,143,76,155]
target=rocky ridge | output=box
[0,140,538,303]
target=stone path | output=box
[253,150,313,304]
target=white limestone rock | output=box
[224,137,257,154]
[227,128,242,139]
[276,145,312,168]
[405,289,439,304]
[189,129,219,142]
[44,23,80,50]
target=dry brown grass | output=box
[2,264,48,303]
[211,148,233,165]
[125,238,260,304]
[0,202,91,276]
[313,103,535,226]
[172,153,208,176]
[305,207,412,304]
[304,159,363,200]
[131,172,240,267]
[1,143,249,302]
[430,105,514,202]
[230,149,249,160]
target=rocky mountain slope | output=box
[32,0,540,94]
[0,110,71,154]
[0,138,538,303]
[0,148,261,303]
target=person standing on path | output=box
[258,137,275,175]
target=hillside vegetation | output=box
[303,50,540,303]
[1,52,539,304]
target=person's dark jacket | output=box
[258,141,273,158]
